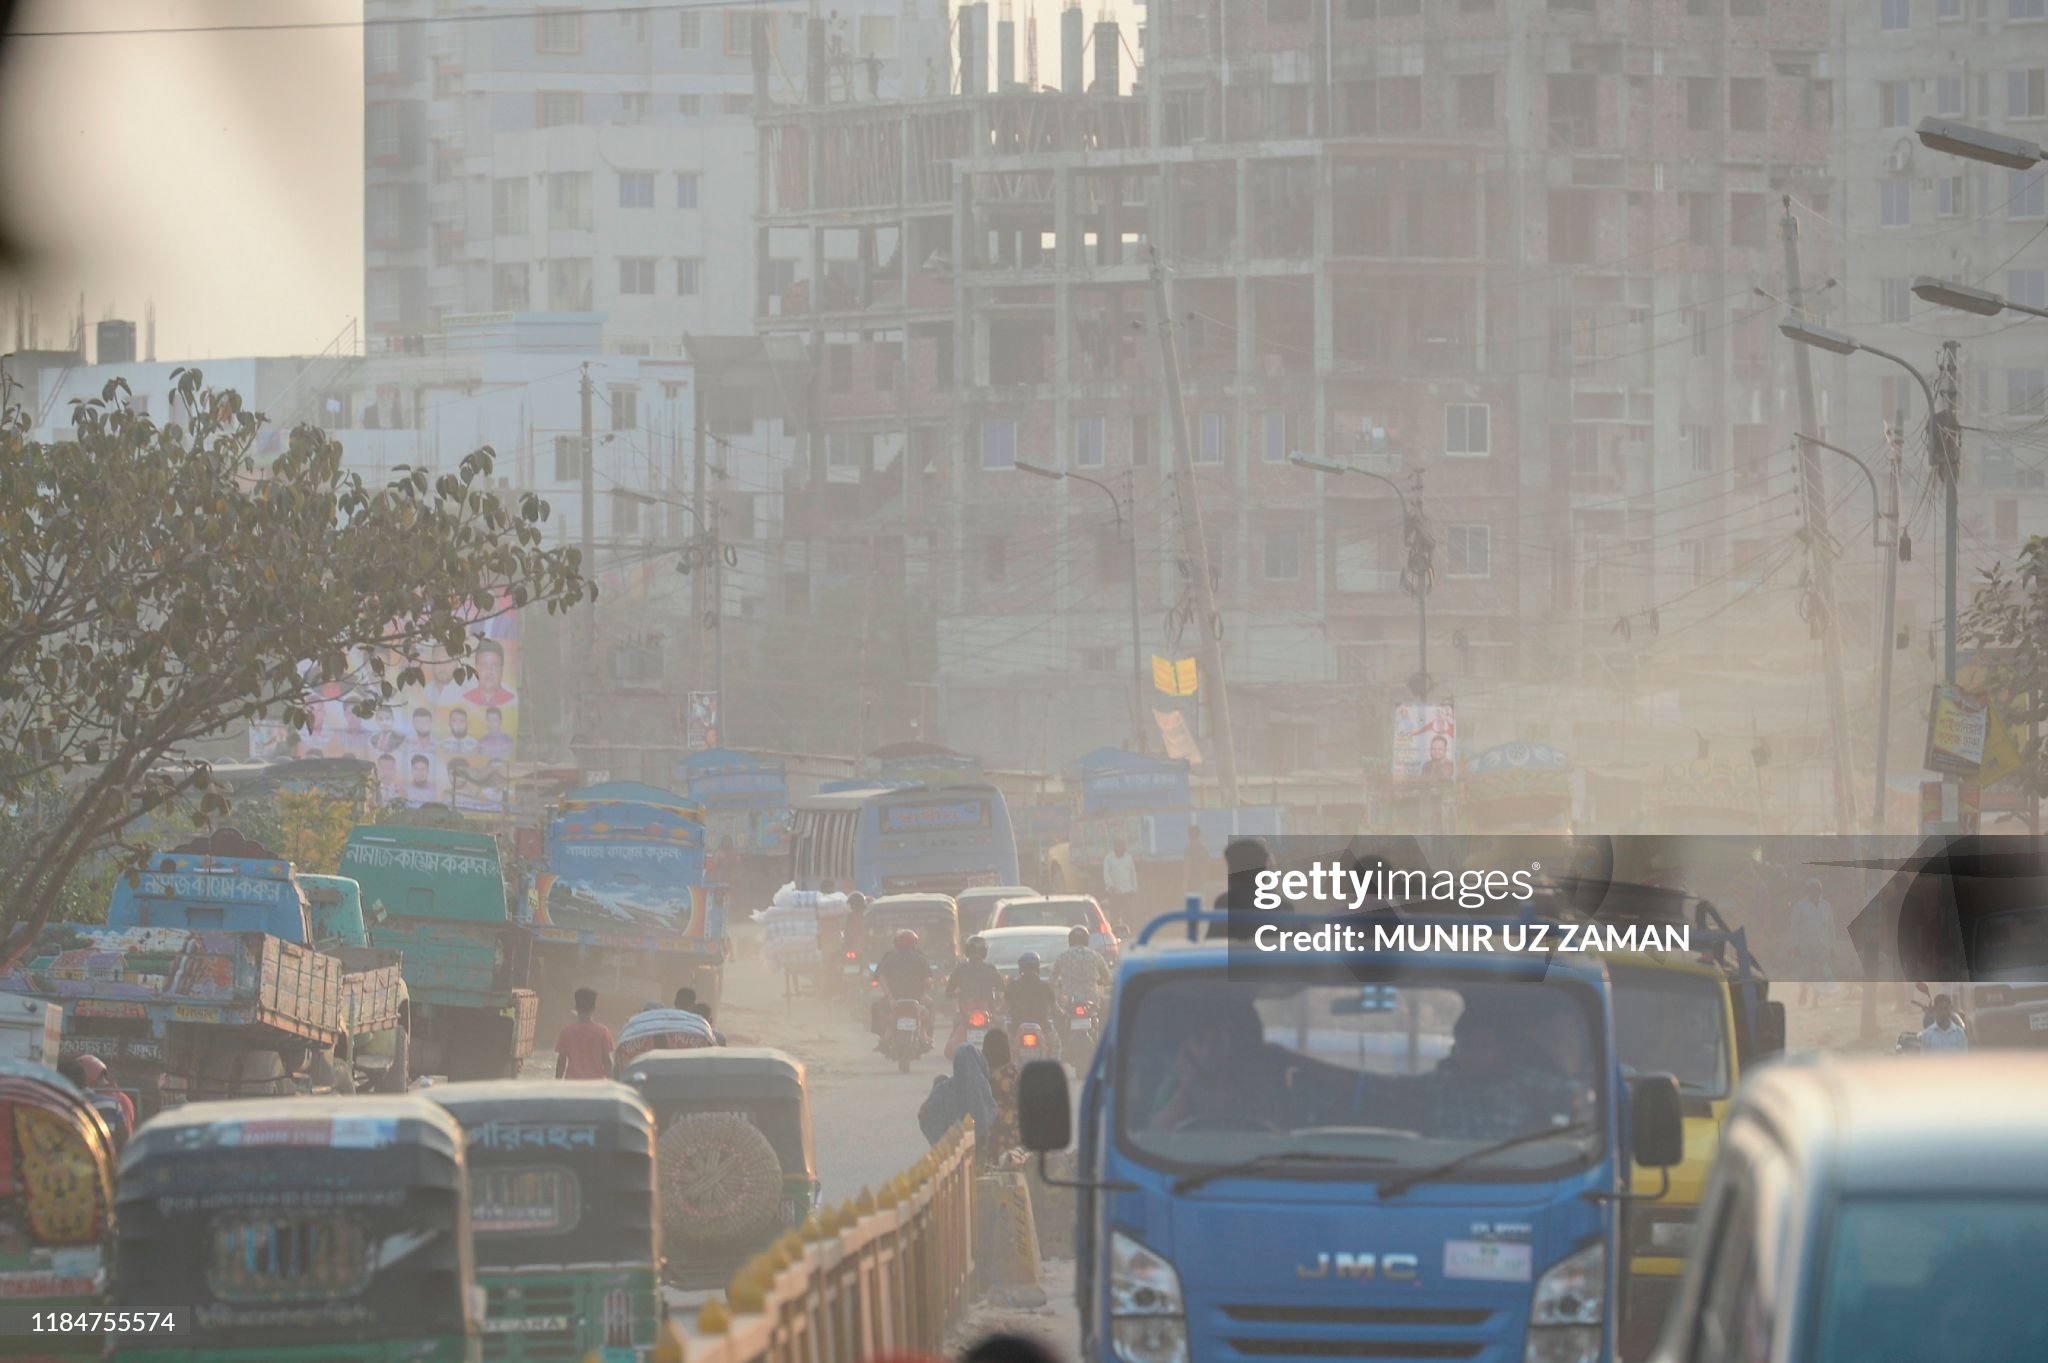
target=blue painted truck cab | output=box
[1048,908,1679,1363]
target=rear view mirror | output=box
[1755,1000,1787,1055]
[1017,1060,1071,1152]
[1631,1074,1684,1169]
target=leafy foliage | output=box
[0,371,591,964]
[1961,538,2048,797]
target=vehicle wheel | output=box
[657,1111,785,1250]
[374,1025,411,1094]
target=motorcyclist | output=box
[874,928,934,1050]
[1003,951,1059,1054]
[1052,925,1112,1008]
[947,936,1005,1005]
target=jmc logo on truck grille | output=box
[1296,1252,1420,1281]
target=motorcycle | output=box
[886,995,933,1073]
[1060,997,1100,1061]
[1014,1021,1053,1062]
[945,999,995,1060]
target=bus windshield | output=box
[1609,965,1730,1100]
[1116,974,1606,1181]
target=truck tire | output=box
[374,1025,411,1094]
[657,1112,785,1250]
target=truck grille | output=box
[1219,1304,1495,1360]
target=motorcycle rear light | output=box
[970,1011,988,1027]
[1022,1033,1040,1047]
[1074,1005,1088,1016]
[844,950,858,960]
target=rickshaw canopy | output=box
[865,895,961,958]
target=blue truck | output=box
[0,832,406,1109]
[1018,903,1683,1363]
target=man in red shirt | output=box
[554,988,615,1080]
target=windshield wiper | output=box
[1173,1149,1395,1195]
[1377,1121,1598,1199]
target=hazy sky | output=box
[0,1,364,360]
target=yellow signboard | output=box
[1151,655,1198,697]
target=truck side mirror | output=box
[1755,1000,1787,1055]
[1017,1060,1071,1152]
[1631,1074,1684,1169]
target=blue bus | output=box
[788,782,1021,898]
[1020,902,1684,1363]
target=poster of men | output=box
[1392,701,1458,783]
[251,595,522,811]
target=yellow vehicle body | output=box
[1605,949,1741,1361]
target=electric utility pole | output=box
[1780,198,1858,833]
[1148,248,1239,802]
[579,364,597,707]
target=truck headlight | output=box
[1109,1231,1187,1363]
[1524,1242,1603,1363]
[1631,1207,1696,1257]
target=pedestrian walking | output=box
[554,987,615,1079]
[1101,836,1138,930]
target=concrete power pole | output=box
[579,364,598,716]
[1147,248,1239,802]
[1779,198,1858,833]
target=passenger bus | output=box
[789,782,1020,898]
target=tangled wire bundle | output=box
[657,1111,786,1248]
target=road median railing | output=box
[686,1119,981,1363]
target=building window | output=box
[1881,178,1912,227]
[1686,192,1716,246]
[1880,0,1910,28]
[620,91,649,122]
[493,263,529,310]
[539,91,582,127]
[1197,413,1225,465]
[618,171,654,208]
[1261,411,1295,465]
[493,178,528,235]
[1729,78,1764,132]
[1445,525,1491,578]
[1688,424,1716,472]
[981,419,1018,471]
[2010,268,2047,309]
[1076,416,1106,468]
[1940,0,1963,16]
[548,257,593,310]
[1456,73,1494,131]
[725,10,755,55]
[367,24,402,78]
[1686,77,1718,131]
[1445,404,1490,456]
[2017,0,2047,19]
[1937,175,1965,217]
[676,173,700,209]
[1937,75,1964,115]
[1263,529,1302,582]
[548,172,592,230]
[2011,368,2047,414]
[367,102,402,161]
[537,9,582,53]
[554,435,585,481]
[724,93,753,115]
[1880,278,1912,324]
[368,185,403,245]
[673,256,703,296]
[1879,79,1910,127]
[613,488,642,536]
[679,93,702,116]
[681,11,702,44]
[2010,68,2047,118]
[610,386,639,431]
[624,7,650,43]
[618,257,657,295]
[2012,167,2048,218]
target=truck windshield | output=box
[1814,1197,2048,1362]
[1117,974,1605,1181]
[1609,965,1729,1100]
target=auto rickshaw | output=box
[617,1048,817,1286]
[111,1095,478,1363]
[427,1081,677,1363]
[612,1009,716,1071]
[0,1062,117,1359]
[863,895,961,968]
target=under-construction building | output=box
[764,0,1848,807]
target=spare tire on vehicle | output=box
[657,1111,786,1250]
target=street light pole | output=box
[1288,452,1430,697]
[1017,459,1151,756]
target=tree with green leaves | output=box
[1961,537,2048,803]
[0,370,592,966]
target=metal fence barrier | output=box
[686,1119,980,1363]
